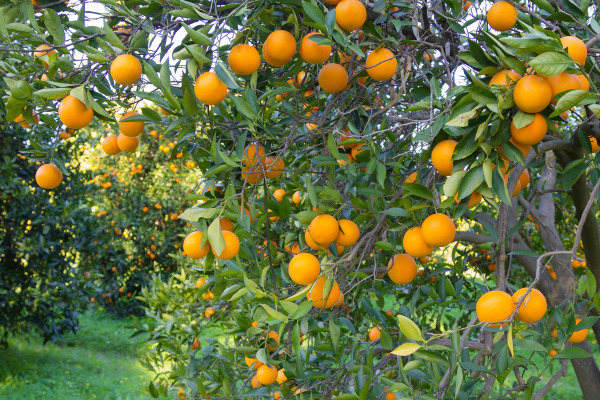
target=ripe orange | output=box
[510,113,547,145]
[196,278,206,288]
[288,253,321,285]
[307,276,342,308]
[273,189,286,202]
[486,1,517,31]
[244,144,266,165]
[35,164,62,189]
[117,134,139,153]
[34,44,55,59]
[476,291,515,327]
[266,330,279,350]
[299,32,331,64]
[512,288,547,323]
[421,213,455,247]
[58,95,94,129]
[489,70,521,87]
[365,48,397,81]
[228,44,261,75]
[183,231,211,259]
[102,135,121,155]
[292,191,302,205]
[336,0,367,31]
[220,217,234,231]
[110,54,142,85]
[589,137,600,153]
[335,219,360,246]
[305,230,325,250]
[387,254,417,284]
[251,375,262,388]
[431,140,457,176]
[308,214,340,246]
[194,72,228,105]
[245,356,264,370]
[545,72,581,103]
[368,327,381,341]
[456,191,482,207]
[191,337,201,350]
[405,172,417,184]
[549,349,557,358]
[576,74,590,91]
[263,156,285,178]
[318,63,348,93]
[119,111,144,137]
[212,230,240,260]
[351,143,367,160]
[14,113,39,129]
[241,163,264,184]
[403,227,433,258]
[568,318,588,343]
[385,393,395,400]
[513,75,552,114]
[58,131,70,140]
[256,365,278,385]
[276,369,287,384]
[204,307,215,318]
[561,36,587,66]
[264,30,296,66]
[504,174,522,197]
[519,170,530,188]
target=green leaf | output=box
[374,241,394,251]
[318,188,342,202]
[562,159,587,189]
[554,347,593,359]
[215,61,240,90]
[512,111,535,129]
[181,23,213,46]
[458,166,484,199]
[381,208,410,217]
[207,218,225,256]
[328,133,341,160]
[442,170,468,198]
[302,0,326,25]
[446,108,478,127]
[43,9,65,45]
[529,51,575,77]
[294,210,317,225]
[33,87,72,99]
[514,339,546,352]
[69,85,88,107]
[261,304,288,322]
[550,90,594,118]
[231,96,255,119]
[391,342,421,356]
[102,22,126,49]
[329,319,341,348]
[397,314,423,341]
[178,208,218,221]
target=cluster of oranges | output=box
[182,225,240,261]
[241,144,285,184]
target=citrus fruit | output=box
[318,63,348,93]
[102,135,121,155]
[219,217,234,232]
[110,54,142,85]
[117,133,139,153]
[336,0,367,31]
[365,48,397,81]
[576,74,590,91]
[14,113,39,129]
[251,375,262,388]
[228,44,261,75]
[119,111,144,137]
[567,318,588,343]
[421,213,456,247]
[211,230,240,260]
[183,231,211,259]
[512,288,547,323]
[545,72,581,103]
[194,72,228,105]
[276,369,287,384]
[431,140,457,176]
[58,95,94,129]
[561,36,587,66]
[387,254,417,284]
[476,291,515,327]
[288,253,321,285]
[292,191,302,205]
[307,214,340,245]
[486,1,517,31]
[256,365,278,385]
[299,32,331,64]
[273,188,286,202]
[263,156,285,178]
[34,44,55,58]
[519,170,530,188]
[35,164,62,189]
[403,227,433,258]
[513,75,552,114]
[590,137,600,152]
[510,113,547,145]
[307,276,342,308]
[335,219,360,246]
[368,327,381,341]
[245,356,263,370]
[405,172,417,183]
[196,278,206,288]
[489,70,521,87]
[243,144,266,165]
[264,30,296,66]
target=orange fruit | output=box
[567,318,588,343]
[335,219,360,246]
[513,75,552,114]
[244,144,265,165]
[211,230,240,260]
[264,30,296,66]
[456,191,482,207]
[256,365,278,385]
[561,36,587,66]
[512,288,547,323]
[365,48,397,81]
[489,70,521,87]
[110,54,142,85]
[307,276,342,308]
[504,174,522,197]
[34,44,55,59]
[194,72,228,105]
[318,63,348,93]
[241,163,264,184]
[589,137,600,153]
[196,278,206,288]
[276,369,287,384]
[183,231,211,259]
[58,95,94,129]
[385,393,395,400]
[119,111,144,137]
[351,143,367,160]
[220,217,234,231]
[273,189,286,202]
[117,133,139,153]
[476,291,515,327]
[292,191,302,205]
[486,1,517,31]
[305,230,325,250]
[431,140,457,176]
[58,131,70,139]
[245,356,264,370]
[299,32,331,64]
[266,330,279,350]
[191,337,201,350]
[510,113,547,145]
[368,327,381,341]
[308,214,340,246]
[387,254,417,284]
[336,0,367,31]
[102,135,121,155]
[288,253,321,285]
[545,72,581,103]
[263,156,285,178]
[576,74,590,91]
[549,349,557,358]
[421,213,456,247]
[35,164,62,189]
[403,227,433,258]
[228,44,261,75]
[251,375,262,388]
[204,307,216,318]
[519,170,530,188]
[14,113,39,129]
[405,172,417,184]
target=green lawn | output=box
[0,311,161,400]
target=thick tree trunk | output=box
[570,341,600,399]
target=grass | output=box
[0,311,162,400]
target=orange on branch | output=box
[110,54,142,85]
[307,214,340,245]
[35,164,62,189]
[486,1,517,32]
[512,288,547,323]
[510,113,547,145]
[102,135,121,155]
[335,219,360,246]
[368,327,381,341]
[336,0,367,31]
[561,36,587,66]
[195,72,228,105]
[421,213,455,247]
[119,111,144,137]
[256,365,278,386]
[264,30,296,66]
[117,134,139,153]
[365,48,397,81]
[387,254,417,284]
[318,63,348,93]
[307,276,342,308]
[568,318,588,343]
[299,32,331,64]
[211,230,240,260]
[431,140,457,176]
[476,291,515,327]
[402,227,433,258]
[489,70,521,87]
[183,231,211,259]
[58,95,94,129]
[513,75,552,114]
[228,44,261,75]
[288,253,321,285]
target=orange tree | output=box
[4,0,600,398]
